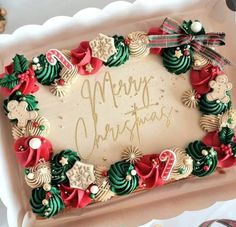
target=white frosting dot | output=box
[90,185,99,194]
[131,169,137,176]
[190,21,202,33]
[32,57,39,64]
[29,138,42,149]
[27,172,35,179]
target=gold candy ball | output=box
[126,175,132,181]
[43,183,51,191]
[42,199,49,206]
[201,150,208,156]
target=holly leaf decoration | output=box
[13,54,29,74]
[0,73,19,89]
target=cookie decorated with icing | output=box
[7,100,38,128]
[206,75,232,104]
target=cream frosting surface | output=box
[35,54,204,166]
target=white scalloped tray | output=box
[0,1,236,227]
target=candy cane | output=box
[46,49,73,70]
[159,150,176,181]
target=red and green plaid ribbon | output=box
[148,17,232,68]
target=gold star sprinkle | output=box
[85,63,94,73]
[59,157,68,166]
[174,49,183,58]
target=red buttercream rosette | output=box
[0,64,39,97]
[148,27,166,55]
[190,65,224,95]
[71,41,103,75]
[135,154,165,189]
[14,136,52,168]
[202,131,236,168]
[59,184,91,208]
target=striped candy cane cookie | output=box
[159,150,176,180]
[46,49,73,70]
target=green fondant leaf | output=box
[13,54,29,74]
[0,73,19,89]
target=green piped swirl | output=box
[186,141,217,177]
[34,54,61,85]
[3,91,39,115]
[108,161,139,195]
[51,149,80,185]
[105,35,129,67]
[219,127,234,145]
[30,186,64,218]
[162,45,193,75]
[198,95,230,115]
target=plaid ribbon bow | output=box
[148,17,232,69]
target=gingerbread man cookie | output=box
[206,74,232,104]
[7,100,38,128]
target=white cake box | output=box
[0,0,236,226]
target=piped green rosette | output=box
[161,20,206,75]
[108,161,139,195]
[198,94,231,115]
[3,90,39,115]
[30,186,64,218]
[162,45,193,75]
[33,54,61,85]
[105,35,129,67]
[186,141,218,177]
[51,149,80,185]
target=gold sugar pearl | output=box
[43,183,51,191]
[126,175,132,181]
[201,150,208,156]
[42,199,49,206]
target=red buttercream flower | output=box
[14,136,52,167]
[148,27,166,55]
[190,65,224,95]
[202,131,236,168]
[59,184,91,208]
[70,41,103,75]
[135,154,165,189]
[0,64,39,97]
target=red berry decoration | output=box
[46,192,52,199]
[203,165,210,171]
[195,93,201,100]
[58,79,65,86]
[124,38,131,46]
[32,122,39,128]
[183,49,190,56]
[102,170,108,177]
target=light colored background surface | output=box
[0,0,235,227]
[0,1,133,226]
[1,0,133,34]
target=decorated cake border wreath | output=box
[0,17,236,218]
